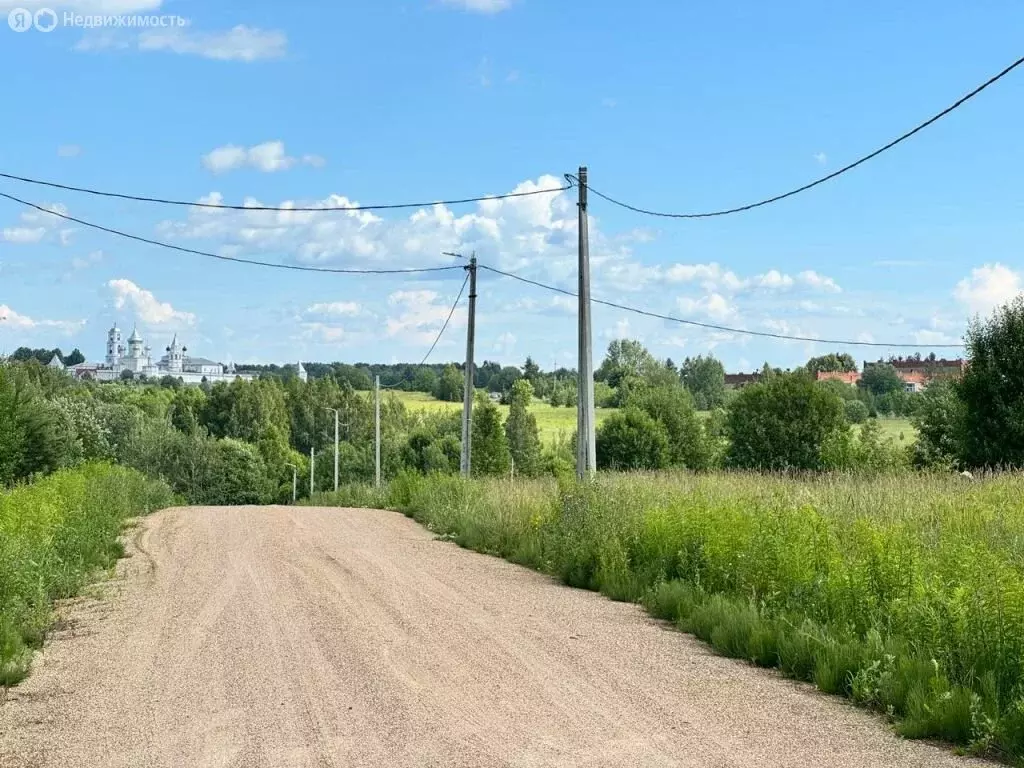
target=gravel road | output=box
[0,505,985,767]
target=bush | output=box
[726,372,848,470]
[595,409,670,470]
[844,399,870,424]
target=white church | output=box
[70,324,254,385]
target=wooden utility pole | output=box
[576,166,597,477]
[460,254,478,477]
[374,376,381,488]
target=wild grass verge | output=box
[0,464,172,686]
[313,470,1024,762]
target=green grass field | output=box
[392,390,616,444]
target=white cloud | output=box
[202,141,323,173]
[76,25,287,62]
[753,270,795,291]
[307,301,361,317]
[954,263,1022,317]
[139,25,287,61]
[439,0,514,13]
[601,97,618,109]
[2,227,46,244]
[57,144,82,158]
[107,279,196,325]
[1,203,71,245]
[913,329,960,345]
[158,174,578,277]
[0,304,84,334]
[797,270,841,293]
[677,293,735,321]
[385,288,466,344]
[814,152,827,165]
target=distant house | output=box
[47,354,66,372]
[724,372,762,390]
[815,370,860,386]
[815,358,966,393]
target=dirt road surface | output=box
[0,506,985,768]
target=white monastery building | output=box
[70,324,252,385]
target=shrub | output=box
[726,371,847,470]
[595,409,670,470]
[844,399,870,424]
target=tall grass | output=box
[0,463,172,685]
[318,470,1024,761]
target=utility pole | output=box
[460,253,478,477]
[285,463,297,503]
[374,375,381,488]
[310,446,315,497]
[325,407,339,493]
[576,166,597,478]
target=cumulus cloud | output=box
[0,304,83,333]
[385,288,466,345]
[202,141,324,173]
[1,203,71,245]
[814,152,827,165]
[664,263,839,294]
[306,301,361,317]
[57,144,82,158]
[797,270,841,293]
[677,293,735,321]
[954,263,1022,317]
[107,279,196,325]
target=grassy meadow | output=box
[0,464,172,685]
[391,391,917,446]
[315,470,1024,760]
[391,390,617,445]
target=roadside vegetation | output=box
[314,469,1024,761]
[0,464,171,685]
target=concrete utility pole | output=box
[310,446,315,497]
[374,375,381,488]
[325,407,339,493]
[460,253,478,477]
[576,166,597,478]
[285,463,297,503]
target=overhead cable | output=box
[478,264,963,348]
[0,191,463,275]
[567,54,1024,219]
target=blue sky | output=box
[1,0,1022,372]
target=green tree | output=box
[805,353,857,375]
[911,379,966,469]
[958,297,1024,467]
[522,356,541,386]
[411,367,438,394]
[679,355,727,410]
[471,393,511,477]
[726,372,848,470]
[434,364,464,403]
[596,339,660,388]
[596,408,670,471]
[629,386,711,469]
[504,379,542,477]
[860,363,904,396]
[63,348,86,366]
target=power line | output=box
[0,172,571,212]
[478,263,963,349]
[567,53,1024,219]
[418,272,469,366]
[0,191,463,275]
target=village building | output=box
[69,323,252,386]
[815,358,966,393]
